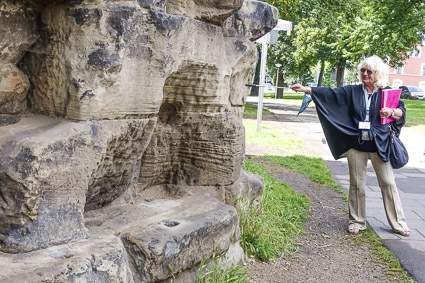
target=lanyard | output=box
[363,86,377,122]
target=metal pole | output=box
[246,84,286,89]
[256,35,268,131]
[274,63,282,99]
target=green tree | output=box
[344,0,425,66]
[263,0,425,88]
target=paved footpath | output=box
[327,160,425,283]
[247,96,425,282]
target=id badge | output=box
[361,130,370,141]
[359,121,370,130]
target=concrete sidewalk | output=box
[327,160,425,283]
[246,96,425,282]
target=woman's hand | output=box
[290,84,311,94]
[380,107,402,120]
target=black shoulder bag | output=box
[388,124,409,169]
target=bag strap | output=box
[388,124,395,143]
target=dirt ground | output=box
[243,102,407,283]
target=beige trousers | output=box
[346,148,409,233]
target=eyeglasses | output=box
[360,68,375,75]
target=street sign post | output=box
[255,20,292,131]
[253,20,292,131]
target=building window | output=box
[422,64,425,76]
[395,66,403,74]
[420,82,425,93]
[393,79,402,89]
[408,49,421,57]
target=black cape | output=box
[311,84,406,162]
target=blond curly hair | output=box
[358,55,389,88]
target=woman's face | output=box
[360,66,376,87]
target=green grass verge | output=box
[354,227,415,283]
[195,251,248,283]
[240,160,310,262]
[402,99,425,134]
[243,103,272,115]
[261,155,343,193]
[243,119,307,156]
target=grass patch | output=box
[195,251,248,283]
[260,155,343,193]
[263,91,302,99]
[243,103,272,115]
[402,99,425,132]
[354,227,415,282]
[243,119,309,156]
[240,160,310,262]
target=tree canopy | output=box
[262,0,425,86]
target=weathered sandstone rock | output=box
[0,234,134,282]
[0,64,30,114]
[0,114,155,253]
[166,0,244,25]
[138,167,264,207]
[0,1,38,65]
[138,112,244,190]
[21,0,276,121]
[85,195,243,282]
[0,0,277,280]
[0,1,38,114]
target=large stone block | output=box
[0,1,38,114]
[21,3,228,120]
[20,0,277,121]
[166,0,244,25]
[85,195,242,282]
[0,1,38,65]
[0,114,155,253]
[0,0,275,280]
[223,0,278,41]
[0,64,30,114]
[139,112,244,190]
[0,234,134,282]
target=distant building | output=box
[389,41,425,91]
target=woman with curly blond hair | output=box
[291,55,410,237]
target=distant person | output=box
[290,55,410,237]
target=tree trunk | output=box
[276,73,284,99]
[317,60,325,87]
[336,58,346,88]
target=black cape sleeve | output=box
[311,85,362,159]
[310,85,406,162]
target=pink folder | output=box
[381,89,402,125]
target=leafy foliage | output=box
[262,0,425,86]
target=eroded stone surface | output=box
[166,0,244,25]
[85,195,242,282]
[0,234,134,282]
[0,114,155,253]
[0,1,38,64]
[20,1,277,121]
[138,112,244,191]
[0,64,30,114]
[0,0,276,280]
[0,1,38,114]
